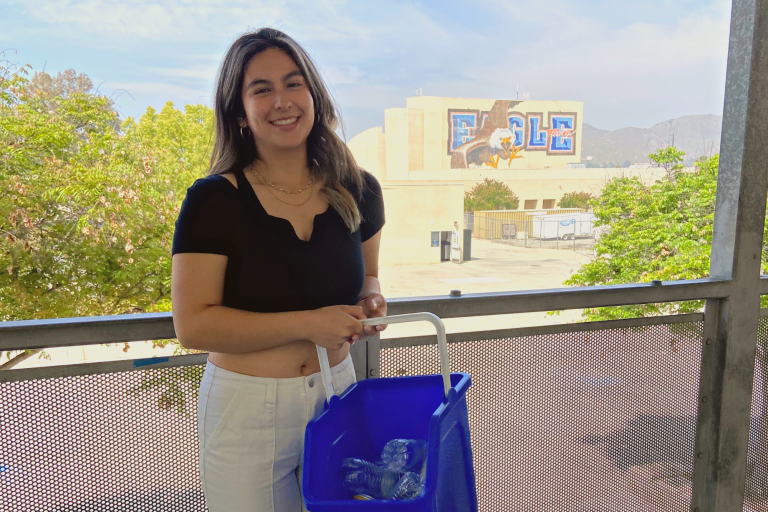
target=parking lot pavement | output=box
[378,238,595,339]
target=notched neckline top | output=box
[234,169,332,243]
[172,166,385,314]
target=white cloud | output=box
[331,83,407,110]
[321,65,364,85]
[7,0,733,130]
[11,0,454,55]
[465,0,729,79]
[449,0,731,128]
[10,0,285,40]
[143,65,219,80]
[104,80,211,104]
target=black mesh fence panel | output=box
[745,317,768,512]
[4,317,768,511]
[381,322,705,512]
[0,366,207,512]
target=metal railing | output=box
[0,278,734,357]
[2,278,768,511]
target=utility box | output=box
[441,240,451,261]
[463,229,472,262]
[451,230,462,264]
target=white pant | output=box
[197,354,356,512]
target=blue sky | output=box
[0,0,731,139]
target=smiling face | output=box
[240,48,315,154]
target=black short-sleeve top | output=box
[172,167,385,313]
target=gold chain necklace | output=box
[248,165,314,194]
[253,171,316,207]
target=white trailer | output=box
[531,213,595,240]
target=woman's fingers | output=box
[371,294,387,333]
[345,305,366,320]
[364,293,388,335]
[338,297,390,341]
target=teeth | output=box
[272,117,297,126]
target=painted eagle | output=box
[450,100,524,169]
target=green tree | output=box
[464,178,519,212]
[649,146,686,183]
[563,152,761,320]
[28,68,95,99]
[558,191,593,209]
[26,68,120,131]
[122,101,214,196]
[0,64,213,368]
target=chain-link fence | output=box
[471,215,597,251]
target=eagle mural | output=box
[451,100,524,169]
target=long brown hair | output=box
[209,28,362,231]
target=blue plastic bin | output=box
[302,313,478,511]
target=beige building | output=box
[348,96,663,265]
[377,181,465,267]
[350,96,584,179]
[406,167,668,211]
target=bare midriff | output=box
[207,339,351,378]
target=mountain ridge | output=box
[581,114,722,167]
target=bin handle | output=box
[315,312,451,403]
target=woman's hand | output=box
[356,293,388,338]
[305,305,366,350]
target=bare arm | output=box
[358,229,382,300]
[357,229,387,336]
[171,253,364,353]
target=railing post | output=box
[367,333,381,379]
[349,331,381,381]
[349,336,368,381]
[691,0,768,509]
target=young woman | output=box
[170,28,386,512]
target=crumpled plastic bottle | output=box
[380,439,427,473]
[341,458,423,500]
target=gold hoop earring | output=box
[240,126,251,139]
